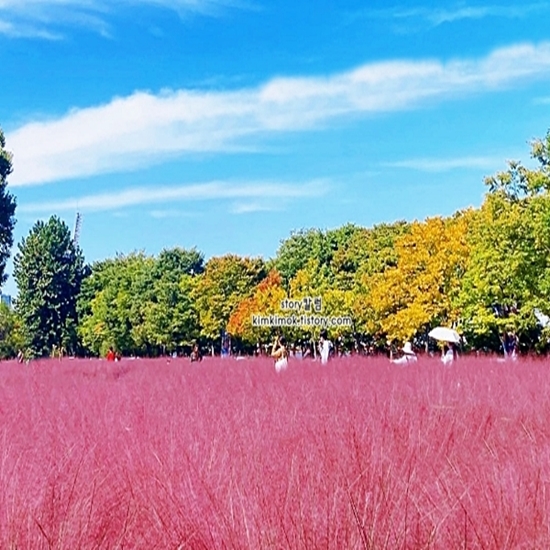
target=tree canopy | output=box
[0,128,17,287]
[14,216,86,357]
[9,127,550,357]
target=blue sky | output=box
[1,0,550,295]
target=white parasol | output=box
[428,326,461,343]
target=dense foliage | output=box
[6,128,550,357]
[0,128,17,287]
[78,250,202,357]
[0,302,23,358]
[13,216,86,357]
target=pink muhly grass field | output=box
[1,355,550,549]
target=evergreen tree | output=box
[14,216,85,357]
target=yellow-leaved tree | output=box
[367,210,474,344]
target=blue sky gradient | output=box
[1,0,550,295]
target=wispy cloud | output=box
[18,180,330,214]
[149,208,203,218]
[354,3,548,28]
[0,18,63,39]
[7,41,550,186]
[229,201,280,214]
[385,155,506,172]
[150,209,188,219]
[0,0,248,39]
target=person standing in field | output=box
[319,330,333,365]
[441,343,455,365]
[106,347,116,362]
[190,342,202,362]
[391,342,417,365]
[271,335,289,372]
[503,331,518,360]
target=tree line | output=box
[1,127,550,358]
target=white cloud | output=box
[0,0,247,38]
[358,3,548,27]
[18,180,330,214]
[7,41,550,186]
[150,209,186,218]
[386,155,506,172]
[0,18,63,39]
[424,4,543,24]
[229,201,280,214]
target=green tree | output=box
[484,129,550,200]
[154,247,204,281]
[272,224,368,290]
[457,129,550,351]
[141,274,200,354]
[0,128,17,286]
[457,193,550,351]
[333,221,411,341]
[273,228,334,286]
[331,221,410,290]
[78,253,155,356]
[14,216,86,357]
[0,302,23,359]
[79,251,202,356]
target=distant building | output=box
[1,294,12,308]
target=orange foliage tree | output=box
[227,270,286,345]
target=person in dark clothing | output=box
[190,343,202,362]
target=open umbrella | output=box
[428,326,461,343]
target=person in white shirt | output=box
[319,330,333,365]
[391,342,417,365]
[272,335,289,372]
[441,343,455,365]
